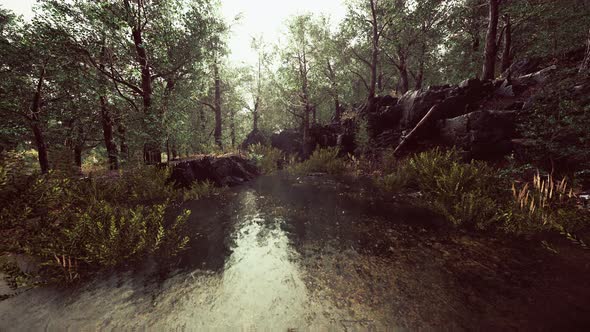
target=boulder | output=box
[501,57,542,78]
[169,155,259,188]
[240,129,268,149]
[438,110,517,159]
[271,129,302,156]
[398,88,448,128]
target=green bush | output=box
[248,143,284,174]
[0,154,209,283]
[289,147,347,176]
[377,149,504,228]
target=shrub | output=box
[377,149,504,228]
[0,155,208,283]
[505,172,587,236]
[26,201,190,282]
[289,147,347,176]
[248,143,284,174]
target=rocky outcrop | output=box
[241,129,268,149]
[252,63,558,161]
[169,155,259,188]
[438,110,517,159]
[270,129,302,156]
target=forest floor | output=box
[1,173,589,330]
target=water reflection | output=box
[195,190,311,330]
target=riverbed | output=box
[1,174,590,330]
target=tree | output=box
[482,0,500,80]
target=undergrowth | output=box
[248,143,284,174]
[289,147,347,176]
[0,151,212,284]
[376,148,589,236]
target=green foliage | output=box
[289,147,347,176]
[376,149,589,237]
[354,118,371,155]
[0,154,211,283]
[517,70,590,173]
[248,143,284,174]
[377,149,504,228]
[409,149,502,228]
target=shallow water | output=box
[2,174,590,330]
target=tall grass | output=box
[376,148,589,237]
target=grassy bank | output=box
[253,145,589,245]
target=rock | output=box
[308,124,340,151]
[398,88,448,128]
[271,129,302,156]
[512,65,557,87]
[169,155,259,188]
[495,79,515,97]
[459,78,484,91]
[439,110,517,159]
[501,57,542,78]
[240,129,268,149]
[368,104,403,136]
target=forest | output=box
[1,0,590,330]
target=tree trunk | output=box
[118,124,129,159]
[501,14,512,72]
[128,8,160,164]
[99,44,118,170]
[230,109,236,148]
[367,0,379,113]
[213,63,223,149]
[415,43,426,90]
[100,96,118,170]
[482,0,500,80]
[253,97,260,132]
[398,62,410,95]
[326,60,341,122]
[31,63,49,174]
[298,46,311,155]
[31,122,49,174]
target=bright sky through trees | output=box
[0,0,347,67]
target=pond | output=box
[1,174,590,330]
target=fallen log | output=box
[394,104,442,157]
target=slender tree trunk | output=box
[327,60,341,122]
[99,44,118,170]
[367,0,379,112]
[398,62,410,95]
[253,55,262,131]
[213,63,222,149]
[128,8,160,164]
[253,98,260,132]
[299,46,311,154]
[118,124,128,159]
[31,122,49,174]
[501,14,512,72]
[415,43,426,90]
[31,64,49,174]
[100,96,118,170]
[230,109,236,148]
[482,0,500,80]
